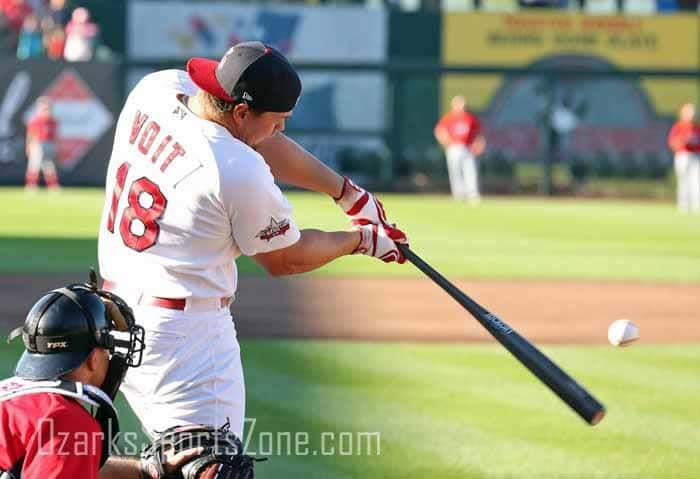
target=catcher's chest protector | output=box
[0,377,119,473]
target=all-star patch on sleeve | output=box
[221,153,300,257]
[255,217,292,242]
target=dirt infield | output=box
[1,274,698,344]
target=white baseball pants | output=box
[446,144,480,201]
[119,300,245,439]
[26,142,59,188]
[674,152,700,213]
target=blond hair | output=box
[196,89,235,120]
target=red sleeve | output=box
[48,118,58,138]
[470,114,481,139]
[26,117,38,136]
[22,401,102,479]
[434,114,447,135]
[667,123,679,149]
[435,113,455,140]
[693,125,700,152]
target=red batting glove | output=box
[353,223,409,264]
[334,177,394,229]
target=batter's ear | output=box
[232,102,250,122]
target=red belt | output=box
[102,280,228,311]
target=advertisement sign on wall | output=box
[444,13,699,68]
[129,2,388,63]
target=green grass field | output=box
[1,340,699,478]
[1,188,699,281]
[1,188,699,478]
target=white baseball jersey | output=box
[98,69,300,299]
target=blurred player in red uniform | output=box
[25,96,60,190]
[434,95,486,202]
[668,102,700,213]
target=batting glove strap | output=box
[353,223,408,264]
[334,177,392,229]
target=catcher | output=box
[1,278,252,478]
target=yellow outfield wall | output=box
[440,12,699,157]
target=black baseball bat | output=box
[398,244,606,426]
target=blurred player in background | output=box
[25,96,59,190]
[668,102,700,213]
[98,41,408,454]
[434,95,486,203]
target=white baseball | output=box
[608,319,639,347]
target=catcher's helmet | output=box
[11,283,144,380]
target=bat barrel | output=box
[498,327,606,425]
[398,244,606,426]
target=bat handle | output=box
[399,244,425,271]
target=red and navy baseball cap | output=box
[187,41,301,113]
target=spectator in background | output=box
[47,0,69,26]
[434,95,486,202]
[39,14,54,34]
[63,6,98,62]
[25,97,60,190]
[43,20,64,59]
[16,13,42,59]
[668,103,700,213]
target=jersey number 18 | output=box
[106,162,168,252]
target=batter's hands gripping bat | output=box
[397,244,606,426]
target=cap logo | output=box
[242,92,254,102]
[47,341,68,349]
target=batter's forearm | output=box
[270,229,361,276]
[256,133,344,198]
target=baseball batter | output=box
[97,42,407,443]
